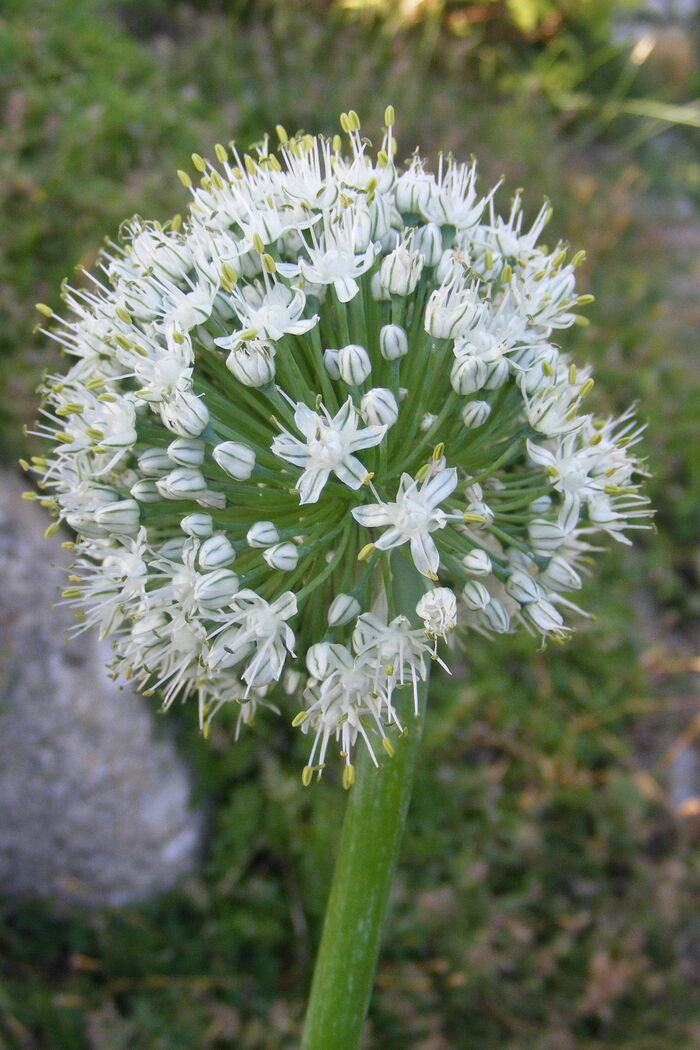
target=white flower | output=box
[34,111,651,775]
[209,590,297,691]
[223,279,319,343]
[416,587,457,639]
[424,275,484,340]
[380,235,424,296]
[352,469,459,578]
[272,397,386,504]
[225,340,276,387]
[296,209,376,302]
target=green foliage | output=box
[1,0,699,1047]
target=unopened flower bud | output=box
[462,580,491,610]
[360,388,398,427]
[137,447,171,476]
[194,568,240,610]
[263,542,299,571]
[460,400,491,428]
[379,324,408,361]
[451,355,488,395]
[328,593,361,627]
[247,520,280,547]
[337,343,371,386]
[167,437,205,467]
[131,478,161,503]
[462,549,492,575]
[181,512,214,538]
[160,390,209,437]
[413,223,443,267]
[324,348,341,380]
[157,468,209,501]
[480,597,510,634]
[226,341,276,387]
[213,441,256,480]
[380,242,423,296]
[199,534,236,569]
[94,499,140,535]
[505,570,543,605]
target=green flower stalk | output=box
[30,108,651,1047]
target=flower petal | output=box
[352,503,391,528]
[409,532,440,577]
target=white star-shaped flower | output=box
[271,397,387,504]
[352,469,459,578]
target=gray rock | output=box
[0,470,203,909]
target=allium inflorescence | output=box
[30,109,650,785]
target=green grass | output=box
[1,1,699,1047]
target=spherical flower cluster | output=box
[30,108,650,785]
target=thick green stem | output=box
[300,555,429,1050]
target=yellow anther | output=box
[244,154,257,175]
[210,170,224,190]
[268,154,281,171]
[35,302,54,318]
[302,766,313,787]
[44,522,60,539]
[552,248,567,267]
[262,253,277,274]
[61,587,81,599]
[381,736,395,758]
[177,169,192,188]
[384,105,395,126]
[21,491,37,501]
[340,112,350,133]
[589,430,603,445]
[433,442,444,461]
[568,364,577,385]
[252,232,265,254]
[332,134,342,152]
[347,110,361,131]
[85,427,104,441]
[215,143,228,164]
[357,542,376,562]
[577,294,595,305]
[377,149,388,168]
[362,472,375,485]
[55,430,73,444]
[275,124,288,144]
[415,463,431,482]
[238,327,258,341]
[191,152,206,172]
[501,263,512,283]
[463,512,487,524]
[580,378,594,397]
[571,250,586,267]
[292,711,308,727]
[484,249,494,271]
[542,360,554,377]
[573,315,590,327]
[342,764,356,790]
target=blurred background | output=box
[1,1,700,1047]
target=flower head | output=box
[32,109,650,784]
